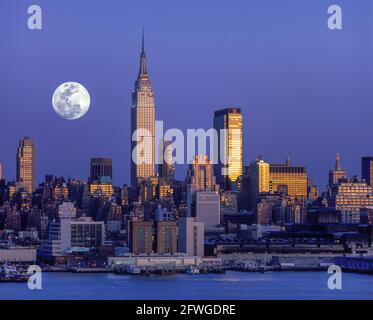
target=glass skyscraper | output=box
[213,108,243,189]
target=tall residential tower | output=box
[131,31,155,187]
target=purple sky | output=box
[0,0,372,189]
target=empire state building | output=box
[131,31,155,186]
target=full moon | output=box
[52,82,90,120]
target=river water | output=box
[0,271,372,300]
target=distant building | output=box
[237,166,251,211]
[158,140,175,182]
[360,207,373,225]
[154,221,177,255]
[220,190,238,215]
[186,155,218,192]
[269,159,307,200]
[16,137,35,194]
[307,179,319,201]
[0,247,36,263]
[328,153,347,186]
[0,162,2,180]
[89,176,114,198]
[90,158,112,182]
[178,217,204,257]
[195,191,220,229]
[155,206,172,221]
[39,203,105,259]
[362,157,373,187]
[213,108,243,189]
[328,176,373,224]
[248,158,270,210]
[128,220,153,255]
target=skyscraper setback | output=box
[131,31,155,187]
[16,137,35,194]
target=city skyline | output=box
[1,0,372,189]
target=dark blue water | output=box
[0,271,372,300]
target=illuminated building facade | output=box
[131,31,155,187]
[248,158,270,210]
[269,159,307,200]
[187,155,218,192]
[328,176,373,223]
[89,176,114,198]
[16,137,35,194]
[213,108,243,189]
[329,153,347,186]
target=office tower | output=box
[237,166,251,211]
[248,158,270,210]
[158,140,175,181]
[129,220,153,255]
[269,159,308,200]
[195,191,221,229]
[154,221,177,255]
[16,137,35,194]
[328,176,373,224]
[0,162,2,180]
[362,157,373,186]
[178,217,204,257]
[90,158,112,182]
[213,108,243,189]
[131,30,155,187]
[328,153,347,186]
[186,155,218,192]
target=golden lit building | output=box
[214,108,242,189]
[269,159,307,200]
[131,31,155,186]
[89,177,114,198]
[16,137,35,194]
[187,155,218,192]
[248,158,270,210]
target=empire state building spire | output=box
[139,28,147,76]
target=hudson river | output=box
[1,271,373,300]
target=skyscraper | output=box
[0,162,2,180]
[131,30,155,187]
[90,158,112,182]
[213,108,243,189]
[248,158,270,210]
[269,159,308,200]
[362,157,373,187]
[16,137,35,194]
[186,155,218,192]
[328,153,347,186]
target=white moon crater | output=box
[52,82,90,120]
